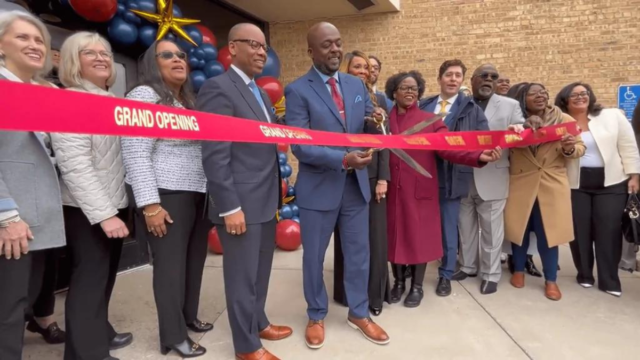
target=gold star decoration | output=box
[130,0,201,47]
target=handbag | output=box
[622,194,640,245]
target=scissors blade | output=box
[400,112,447,136]
[390,148,432,178]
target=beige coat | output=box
[505,114,585,247]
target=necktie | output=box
[248,81,270,122]
[327,77,346,122]
[439,100,449,115]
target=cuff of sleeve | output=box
[0,210,19,222]
[219,207,241,217]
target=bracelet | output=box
[143,206,163,217]
[562,147,575,156]
[0,215,21,228]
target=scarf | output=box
[530,105,565,153]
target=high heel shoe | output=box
[187,319,213,333]
[161,337,206,358]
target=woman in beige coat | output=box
[504,83,585,301]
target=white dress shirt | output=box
[434,94,459,114]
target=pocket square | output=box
[355,95,362,103]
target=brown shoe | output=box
[545,282,562,301]
[236,347,280,360]
[259,324,293,341]
[510,272,525,288]
[305,320,324,349]
[347,317,390,345]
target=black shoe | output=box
[369,306,382,316]
[480,280,498,295]
[161,337,206,358]
[452,270,476,281]
[507,255,514,274]
[526,256,543,277]
[26,320,66,344]
[187,319,214,333]
[403,286,424,307]
[109,332,133,351]
[435,277,451,297]
[389,264,407,303]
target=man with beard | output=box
[368,55,392,109]
[454,64,525,294]
[419,59,489,297]
[284,21,390,349]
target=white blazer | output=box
[570,108,640,188]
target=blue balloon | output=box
[278,152,288,165]
[108,17,138,46]
[165,33,176,42]
[287,185,295,197]
[123,11,141,25]
[135,0,156,13]
[291,216,300,223]
[189,47,205,60]
[198,59,206,68]
[126,1,139,10]
[203,60,224,78]
[176,26,202,51]
[172,4,183,17]
[281,164,292,178]
[291,204,299,217]
[257,48,282,79]
[200,43,218,61]
[188,57,201,70]
[60,0,71,6]
[280,205,293,219]
[138,25,157,48]
[190,70,207,92]
[117,3,126,16]
[117,0,127,3]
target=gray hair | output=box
[59,31,116,88]
[0,10,52,77]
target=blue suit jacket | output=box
[285,67,375,211]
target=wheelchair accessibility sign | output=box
[618,85,640,120]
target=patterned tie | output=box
[439,100,449,115]
[248,81,270,122]
[327,77,346,122]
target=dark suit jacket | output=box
[197,68,280,225]
[367,93,391,181]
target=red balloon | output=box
[276,220,301,251]
[195,24,217,47]
[277,143,289,153]
[70,0,117,22]
[256,76,284,105]
[281,179,287,199]
[217,46,232,70]
[208,227,223,254]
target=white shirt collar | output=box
[437,93,458,105]
[0,66,38,84]
[230,64,253,85]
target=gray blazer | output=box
[472,94,525,201]
[196,67,280,225]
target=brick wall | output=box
[270,0,640,181]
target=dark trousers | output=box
[333,178,390,309]
[63,206,126,360]
[144,190,210,346]
[0,250,46,360]
[217,217,276,354]
[570,167,627,292]
[27,248,60,319]
[439,190,461,280]
[512,201,559,281]
[391,263,426,287]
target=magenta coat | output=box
[387,103,484,264]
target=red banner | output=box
[0,81,579,149]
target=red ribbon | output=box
[0,81,579,149]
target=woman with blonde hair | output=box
[52,31,132,360]
[333,50,391,315]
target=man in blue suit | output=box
[419,59,490,297]
[285,22,390,350]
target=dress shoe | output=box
[187,319,214,333]
[452,270,476,281]
[403,285,424,307]
[525,255,543,277]
[369,306,382,316]
[347,316,390,345]
[435,277,451,297]
[480,280,498,295]
[26,320,66,344]
[305,320,324,349]
[544,282,562,301]
[510,272,525,288]
[236,347,280,360]
[259,324,293,341]
[109,332,133,350]
[161,337,206,358]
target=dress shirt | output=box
[230,64,271,122]
[434,94,459,114]
[313,66,342,96]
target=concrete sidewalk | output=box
[23,243,640,359]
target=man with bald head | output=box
[454,64,524,294]
[197,23,291,360]
[285,22,390,349]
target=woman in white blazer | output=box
[555,82,640,297]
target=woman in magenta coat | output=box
[385,71,502,308]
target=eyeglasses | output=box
[397,86,418,93]
[527,89,549,98]
[569,91,590,99]
[476,72,499,81]
[231,39,269,52]
[156,51,187,60]
[80,49,113,60]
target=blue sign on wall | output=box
[618,84,640,121]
